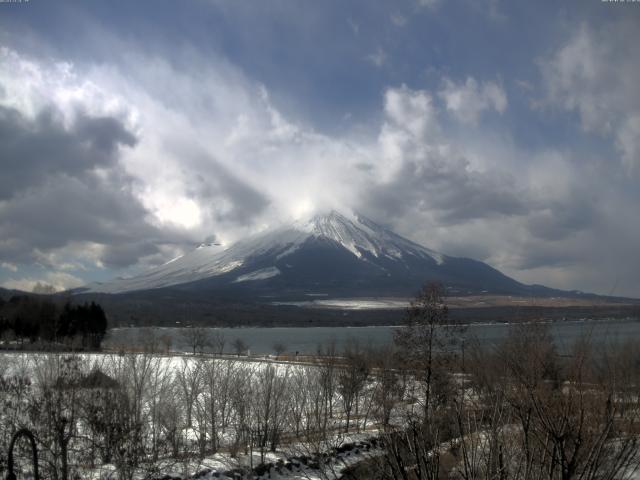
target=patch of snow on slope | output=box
[234,267,281,283]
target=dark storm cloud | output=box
[101,242,162,269]
[0,106,136,200]
[190,156,271,224]
[0,104,189,268]
[361,157,529,224]
[526,191,598,241]
[0,167,167,266]
[514,245,583,271]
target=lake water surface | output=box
[104,317,640,355]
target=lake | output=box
[104,317,640,355]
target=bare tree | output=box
[444,324,640,480]
[233,338,249,357]
[451,340,510,480]
[228,363,253,458]
[374,283,462,480]
[182,327,209,355]
[175,357,203,429]
[250,364,292,463]
[149,356,175,461]
[371,346,403,431]
[292,367,346,480]
[317,339,338,419]
[289,367,311,438]
[104,351,160,480]
[273,342,287,357]
[210,330,226,355]
[338,341,369,433]
[394,283,459,418]
[3,302,640,480]
[0,354,32,477]
[30,354,85,480]
[499,326,640,480]
[202,358,237,453]
[159,334,173,353]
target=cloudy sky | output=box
[1,0,639,297]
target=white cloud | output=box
[0,47,134,131]
[361,84,640,297]
[391,13,407,27]
[347,18,359,35]
[1,262,17,272]
[540,21,640,173]
[0,48,376,267]
[417,0,440,10]
[515,79,534,92]
[384,86,439,140]
[2,272,84,292]
[2,42,640,297]
[376,86,441,182]
[366,47,387,68]
[439,77,507,124]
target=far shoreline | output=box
[108,315,640,331]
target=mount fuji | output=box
[83,210,564,299]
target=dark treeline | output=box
[0,295,107,349]
[74,290,640,328]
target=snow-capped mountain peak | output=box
[296,210,443,264]
[83,210,515,296]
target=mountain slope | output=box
[83,211,555,298]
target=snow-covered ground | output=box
[0,351,394,480]
[77,432,383,480]
[271,298,409,310]
[3,347,639,479]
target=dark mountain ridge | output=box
[81,210,597,299]
[28,210,632,326]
